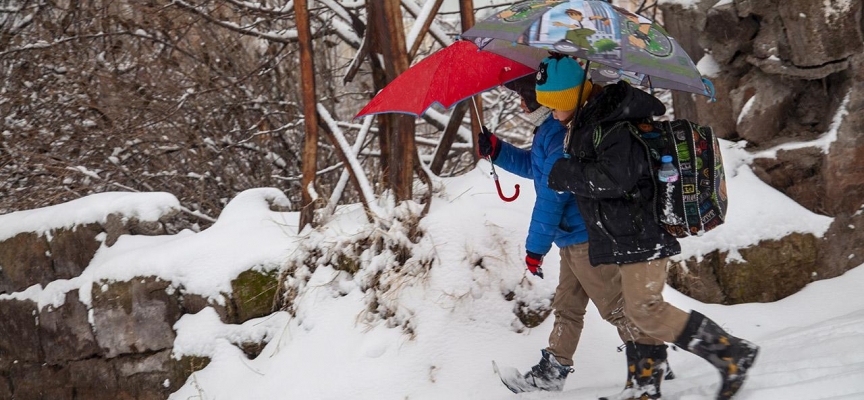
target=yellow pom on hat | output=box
[535,57,593,111]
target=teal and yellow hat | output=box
[535,56,593,111]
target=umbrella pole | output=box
[576,60,590,112]
[470,96,482,127]
[472,97,520,202]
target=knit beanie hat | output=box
[535,56,594,111]
[504,74,542,112]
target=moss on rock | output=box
[231,269,279,323]
[719,232,818,303]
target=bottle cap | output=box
[661,155,673,163]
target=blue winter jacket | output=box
[494,115,589,256]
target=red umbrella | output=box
[356,40,531,202]
[354,40,535,119]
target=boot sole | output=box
[599,391,660,400]
[492,360,563,393]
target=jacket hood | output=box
[576,81,666,128]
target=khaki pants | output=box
[546,243,663,366]
[618,258,690,343]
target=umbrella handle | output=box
[475,98,520,202]
[488,159,520,202]
[494,179,520,202]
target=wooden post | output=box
[295,0,318,232]
[459,0,483,160]
[365,2,391,190]
[371,0,416,202]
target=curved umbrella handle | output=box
[495,179,520,202]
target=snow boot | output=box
[674,311,759,400]
[493,349,574,393]
[512,349,573,392]
[599,342,668,400]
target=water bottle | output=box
[657,155,679,183]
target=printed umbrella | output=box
[461,0,713,97]
[355,40,532,202]
[355,40,535,119]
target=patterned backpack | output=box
[632,119,728,238]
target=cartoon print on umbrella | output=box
[614,5,672,57]
[525,1,624,62]
[550,8,607,55]
[461,0,713,98]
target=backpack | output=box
[631,119,728,238]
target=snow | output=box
[3,114,861,399]
[825,0,853,23]
[0,191,179,242]
[0,188,297,309]
[737,94,756,125]
[161,155,858,399]
[696,54,721,78]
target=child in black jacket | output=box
[549,81,759,400]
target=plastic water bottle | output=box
[657,155,679,183]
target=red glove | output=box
[526,252,544,279]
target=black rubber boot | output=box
[599,342,668,400]
[674,311,759,400]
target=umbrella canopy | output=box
[355,40,536,119]
[461,0,711,97]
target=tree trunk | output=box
[295,0,319,232]
[369,0,416,202]
[459,0,482,161]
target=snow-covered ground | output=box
[2,132,862,399]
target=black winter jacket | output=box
[548,81,681,266]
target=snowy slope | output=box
[158,139,855,400]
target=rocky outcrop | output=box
[660,0,864,301]
[39,291,101,365]
[2,349,208,400]
[0,215,173,294]
[0,286,200,400]
[670,233,820,304]
[0,208,200,400]
[0,268,276,399]
[91,278,183,359]
[0,201,279,399]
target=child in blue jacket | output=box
[478,61,668,396]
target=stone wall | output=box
[0,213,277,399]
[659,0,864,304]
